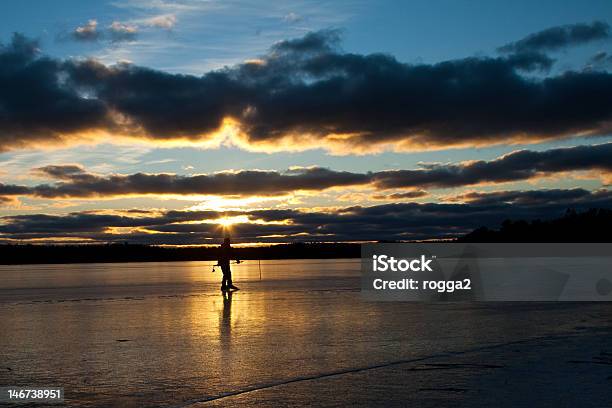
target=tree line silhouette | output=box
[0,242,361,265]
[458,208,611,242]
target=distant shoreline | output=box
[0,242,363,265]
[2,208,610,265]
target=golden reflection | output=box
[181,276,371,380]
[185,289,266,352]
[219,290,233,356]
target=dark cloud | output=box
[371,143,612,189]
[26,165,369,198]
[227,38,612,151]
[446,188,601,206]
[0,183,31,195]
[2,30,612,152]
[0,209,222,234]
[498,21,610,53]
[585,51,612,71]
[371,190,428,200]
[0,213,151,233]
[591,51,610,63]
[503,51,554,71]
[0,34,112,151]
[0,143,610,201]
[271,29,341,54]
[33,164,89,180]
[1,189,610,243]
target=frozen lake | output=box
[1,260,611,407]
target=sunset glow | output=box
[0,2,610,245]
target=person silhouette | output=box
[218,237,240,291]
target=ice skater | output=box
[218,237,240,291]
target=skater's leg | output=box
[221,264,230,290]
[227,268,239,290]
[221,264,239,290]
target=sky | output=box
[0,0,612,244]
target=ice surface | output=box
[0,260,610,407]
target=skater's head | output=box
[223,237,231,247]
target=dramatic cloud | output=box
[370,143,612,189]
[1,143,611,201]
[1,189,610,243]
[445,188,602,206]
[2,29,612,153]
[5,165,370,198]
[499,21,610,53]
[221,31,610,152]
[0,34,112,151]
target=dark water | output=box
[0,260,610,407]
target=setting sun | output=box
[216,215,249,228]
